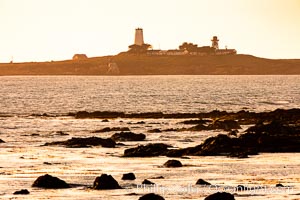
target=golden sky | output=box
[0,0,299,62]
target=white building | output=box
[134,28,144,46]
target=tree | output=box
[179,42,198,52]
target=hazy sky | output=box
[0,0,300,62]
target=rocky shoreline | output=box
[69,108,299,123]
[1,108,299,199]
[39,108,300,158]
[124,120,300,158]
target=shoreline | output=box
[1,108,299,122]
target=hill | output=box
[0,54,299,75]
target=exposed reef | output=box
[70,108,299,123]
[122,109,300,157]
[44,137,116,148]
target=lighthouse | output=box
[134,28,144,46]
[211,36,219,49]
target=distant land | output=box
[0,53,300,75]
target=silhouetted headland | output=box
[0,54,300,75]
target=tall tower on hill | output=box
[211,36,219,49]
[134,28,144,46]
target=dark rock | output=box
[276,183,284,187]
[13,189,30,195]
[147,128,162,133]
[95,127,111,132]
[75,111,125,119]
[44,137,116,148]
[93,127,130,133]
[126,192,138,196]
[139,193,165,200]
[122,173,136,180]
[163,128,186,132]
[245,120,298,136]
[228,129,238,137]
[111,131,146,141]
[150,176,164,179]
[71,109,300,122]
[237,153,249,159]
[163,160,182,167]
[0,139,5,143]
[235,185,248,191]
[124,143,172,157]
[93,174,122,189]
[165,149,186,157]
[194,134,235,156]
[204,192,235,200]
[241,121,300,152]
[127,112,164,118]
[54,131,69,136]
[32,174,70,188]
[188,120,241,131]
[142,179,154,185]
[195,179,211,185]
[102,119,109,122]
[228,151,249,158]
[209,120,241,131]
[124,110,300,158]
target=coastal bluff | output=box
[0,54,299,75]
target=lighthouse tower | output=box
[211,36,219,49]
[134,28,144,46]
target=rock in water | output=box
[32,174,70,188]
[124,143,171,157]
[142,179,154,185]
[204,192,235,200]
[209,120,241,131]
[163,160,183,167]
[93,174,122,189]
[195,179,211,185]
[122,173,136,180]
[13,189,30,195]
[139,193,165,200]
[276,183,284,187]
[44,137,116,148]
[93,127,130,133]
[111,131,146,141]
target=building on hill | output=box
[128,28,152,54]
[128,28,237,56]
[134,28,144,46]
[167,49,189,55]
[147,49,188,56]
[72,54,88,60]
[215,48,237,55]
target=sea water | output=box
[0,75,299,199]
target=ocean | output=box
[0,75,299,199]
